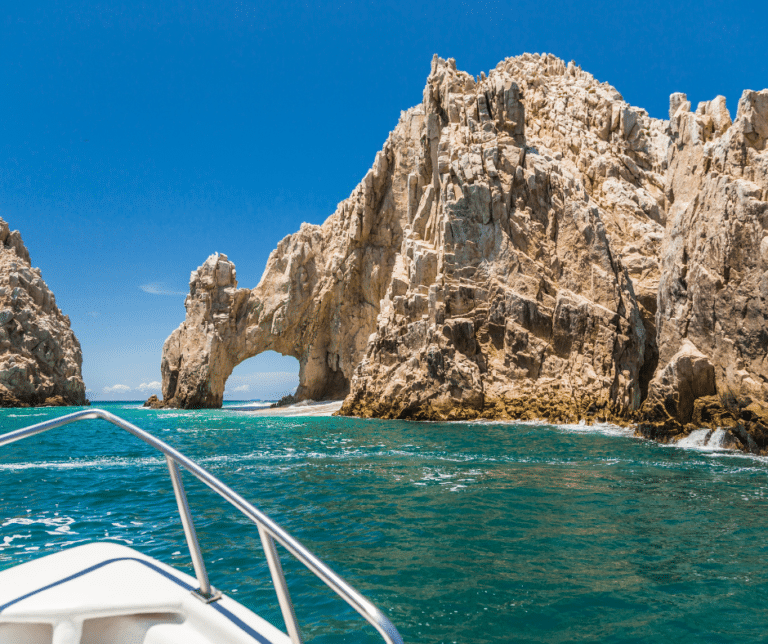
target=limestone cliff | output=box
[0,218,88,407]
[155,54,768,451]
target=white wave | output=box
[674,428,732,452]
[0,516,79,551]
[0,448,369,472]
[700,451,768,468]
[419,471,456,482]
[2,534,30,546]
[448,417,635,440]
[555,421,634,438]
[0,456,164,472]
[411,467,484,491]
[225,402,274,411]
[232,400,344,417]
[2,515,75,531]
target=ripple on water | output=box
[1,403,768,644]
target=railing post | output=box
[1,410,403,644]
[259,525,303,644]
[166,455,219,601]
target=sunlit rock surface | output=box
[0,218,87,407]
[155,54,768,452]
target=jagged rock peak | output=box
[155,54,768,452]
[0,218,88,407]
[340,52,667,423]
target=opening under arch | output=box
[223,351,300,402]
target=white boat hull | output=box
[0,542,291,644]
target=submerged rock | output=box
[154,54,768,451]
[0,218,87,407]
[143,394,163,409]
[271,393,298,409]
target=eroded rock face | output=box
[159,216,402,407]
[0,218,87,407]
[156,53,768,450]
[640,341,716,427]
[655,91,768,402]
[635,88,768,448]
[341,54,667,422]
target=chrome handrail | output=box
[0,408,404,644]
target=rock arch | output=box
[157,106,422,407]
[159,233,398,407]
[157,53,768,454]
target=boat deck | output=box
[0,542,290,644]
[0,408,402,644]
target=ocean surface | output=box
[1,403,767,644]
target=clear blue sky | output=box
[2,0,766,400]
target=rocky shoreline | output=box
[342,391,768,455]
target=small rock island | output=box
[0,218,87,407]
[150,54,768,452]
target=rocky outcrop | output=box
[636,88,768,449]
[158,239,393,407]
[341,54,667,423]
[0,218,87,407]
[639,341,717,427]
[143,394,163,409]
[155,54,768,451]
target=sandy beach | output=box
[228,400,344,417]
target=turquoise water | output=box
[1,403,767,643]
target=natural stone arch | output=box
[159,244,388,408]
[156,53,768,454]
[157,84,426,409]
[157,139,410,407]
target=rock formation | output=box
[155,54,768,451]
[0,218,88,407]
[636,88,768,449]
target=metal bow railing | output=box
[0,408,404,644]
